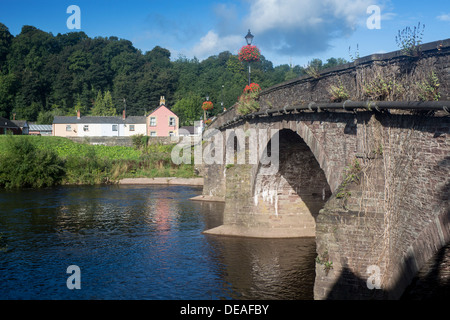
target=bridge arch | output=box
[252,128,332,237]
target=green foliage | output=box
[236,93,260,115]
[236,84,261,115]
[305,59,321,79]
[0,21,348,122]
[63,148,112,185]
[171,94,203,126]
[91,90,117,116]
[363,76,404,101]
[335,159,361,208]
[348,44,360,61]
[0,136,197,188]
[328,81,350,102]
[418,71,440,101]
[0,136,65,188]
[131,134,149,150]
[316,250,333,275]
[395,22,425,57]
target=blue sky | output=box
[0,0,449,67]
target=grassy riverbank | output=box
[0,135,197,189]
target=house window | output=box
[169,117,176,127]
[150,131,157,137]
[150,117,157,126]
[83,125,89,132]
[169,131,175,137]
[66,125,71,132]
[129,125,135,131]
[112,124,118,131]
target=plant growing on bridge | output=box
[395,22,425,57]
[329,81,350,102]
[363,76,404,101]
[348,44,360,61]
[237,83,261,115]
[335,159,362,209]
[316,250,333,275]
[305,62,321,79]
[417,71,440,101]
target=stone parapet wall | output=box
[259,39,450,111]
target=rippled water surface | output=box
[0,185,316,300]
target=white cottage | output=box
[53,110,147,137]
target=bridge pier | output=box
[203,127,332,238]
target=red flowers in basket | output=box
[244,83,261,94]
[202,101,213,111]
[238,45,261,62]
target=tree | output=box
[0,22,351,123]
[0,23,13,73]
[172,94,203,126]
[90,90,117,116]
[0,73,18,118]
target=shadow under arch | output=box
[252,128,332,236]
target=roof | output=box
[148,105,178,117]
[11,120,29,128]
[180,126,195,135]
[0,117,19,128]
[53,116,147,125]
[29,124,52,131]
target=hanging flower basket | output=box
[202,101,213,111]
[238,45,261,62]
[244,83,261,94]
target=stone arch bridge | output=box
[194,39,450,299]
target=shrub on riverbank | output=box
[0,136,197,188]
[0,136,65,188]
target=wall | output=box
[53,123,77,137]
[313,112,449,300]
[68,136,176,147]
[259,39,450,111]
[147,105,179,137]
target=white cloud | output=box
[190,30,242,60]
[189,0,385,63]
[437,13,450,21]
[245,0,376,54]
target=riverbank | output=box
[119,177,204,186]
[0,135,197,189]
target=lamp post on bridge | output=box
[245,30,254,85]
[239,30,260,85]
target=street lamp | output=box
[245,29,254,45]
[204,95,209,122]
[245,29,254,85]
[221,85,224,112]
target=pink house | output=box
[147,96,179,137]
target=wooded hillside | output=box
[0,23,347,126]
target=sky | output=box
[0,0,449,67]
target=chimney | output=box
[77,110,81,119]
[13,113,16,120]
[160,96,165,106]
[123,109,126,120]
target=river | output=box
[0,185,316,300]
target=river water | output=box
[0,185,316,300]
